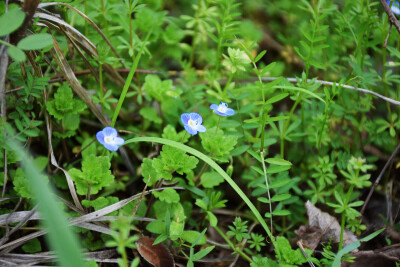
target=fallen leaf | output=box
[295,201,358,250]
[136,236,175,267]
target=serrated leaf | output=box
[153,188,180,203]
[200,171,224,188]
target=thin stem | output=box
[260,151,273,233]
[223,72,234,93]
[215,117,221,134]
[100,0,109,37]
[98,63,105,115]
[280,94,302,157]
[339,182,355,251]
[213,225,252,263]
[181,131,187,143]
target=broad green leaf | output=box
[0,8,25,36]
[181,230,207,245]
[7,46,26,62]
[200,171,224,188]
[18,33,53,50]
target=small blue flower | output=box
[181,113,207,135]
[96,127,125,151]
[388,0,400,15]
[210,102,235,116]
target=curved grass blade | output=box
[111,28,153,126]
[273,85,325,103]
[8,140,85,266]
[124,137,276,246]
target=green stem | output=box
[213,225,252,263]
[223,72,234,93]
[99,63,105,115]
[339,182,356,251]
[215,117,221,134]
[280,94,302,157]
[260,151,273,233]
[101,0,109,37]
[181,131,187,143]
[111,28,153,127]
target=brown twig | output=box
[11,0,41,45]
[381,0,400,35]
[361,143,400,215]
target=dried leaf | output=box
[136,236,175,267]
[295,201,358,250]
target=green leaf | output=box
[181,230,207,245]
[146,220,165,234]
[265,93,289,105]
[332,229,385,267]
[200,171,224,188]
[272,210,291,216]
[254,50,267,63]
[22,238,42,253]
[140,107,162,124]
[152,145,198,180]
[143,74,173,101]
[169,221,184,240]
[192,246,215,261]
[0,8,25,36]
[162,125,188,143]
[17,33,53,50]
[267,165,291,174]
[69,155,114,195]
[265,158,292,166]
[141,158,161,186]
[200,127,238,162]
[7,46,26,62]
[153,188,180,203]
[230,145,250,156]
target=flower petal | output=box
[189,112,202,124]
[196,125,207,133]
[104,142,119,151]
[114,137,125,146]
[181,113,190,124]
[96,131,105,145]
[184,125,198,135]
[225,108,235,116]
[210,104,218,110]
[103,127,118,137]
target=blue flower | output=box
[96,127,125,151]
[388,0,400,15]
[210,102,235,116]
[181,113,207,135]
